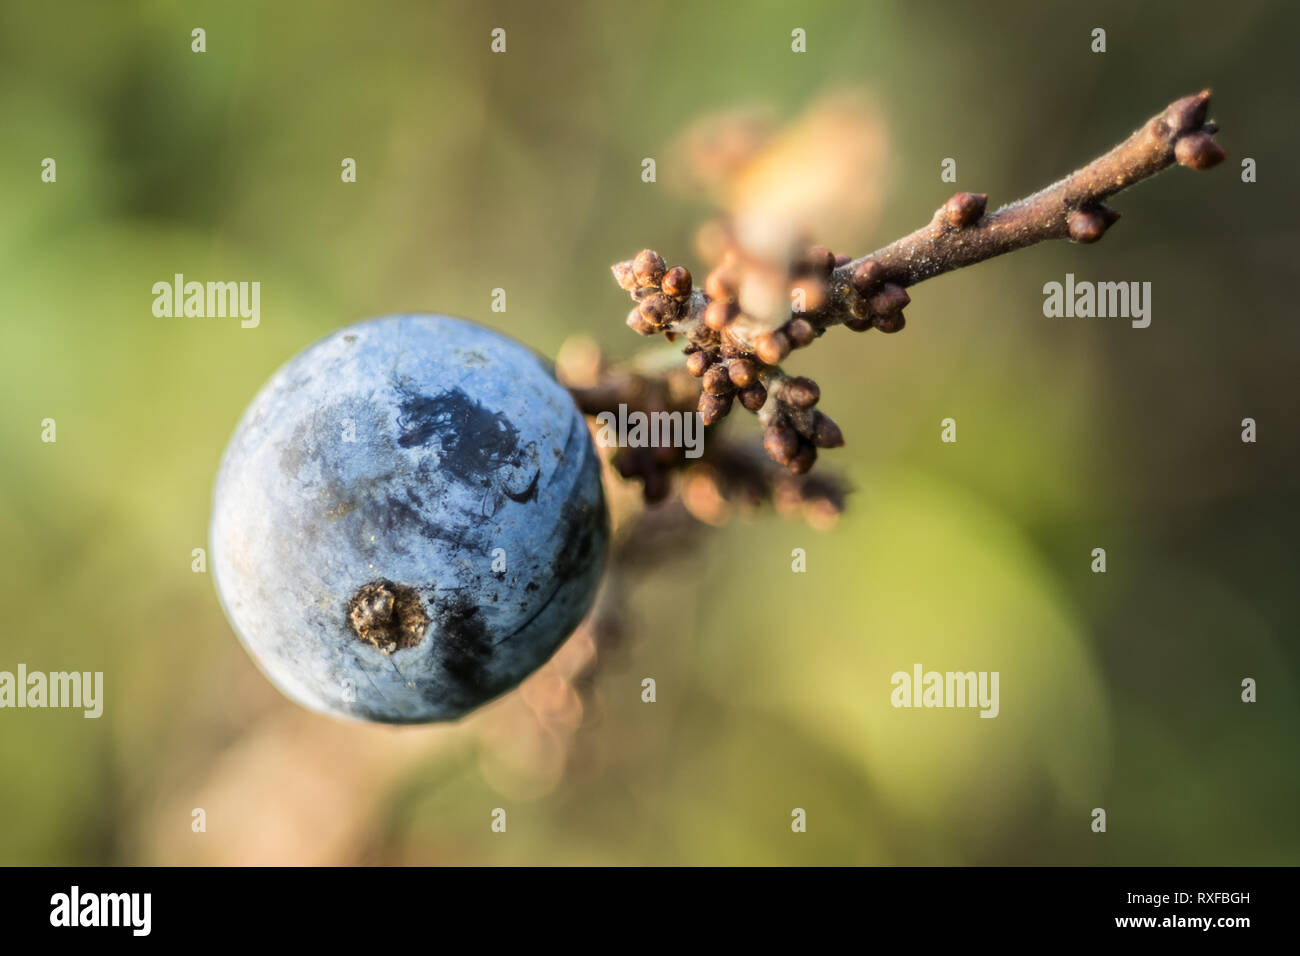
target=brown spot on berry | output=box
[348,580,429,653]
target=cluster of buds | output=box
[612,240,857,476]
[618,249,694,338]
[844,254,912,333]
[608,91,1226,486]
[558,337,701,505]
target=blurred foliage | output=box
[1,0,1298,864]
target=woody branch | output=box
[597,90,1225,490]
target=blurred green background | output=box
[1,0,1297,865]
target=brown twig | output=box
[605,90,1226,482]
[837,89,1225,291]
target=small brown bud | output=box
[944,192,988,228]
[785,317,816,348]
[704,266,739,301]
[704,299,737,331]
[685,349,715,377]
[811,410,844,448]
[626,307,657,336]
[1067,206,1119,243]
[783,376,820,409]
[737,382,768,412]
[662,266,693,299]
[727,357,757,388]
[868,283,910,316]
[755,329,791,366]
[844,315,873,332]
[788,442,818,475]
[639,292,679,328]
[1174,131,1226,170]
[834,253,852,267]
[850,259,884,296]
[632,249,667,287]
[788,278,827,315]
[612,260,638,293]
[1164,90,1211,134]
[698,391,733,426]
[702,363,733,396]
[763,419,799,466]
[872,311,906,334]
[806,245,835,276]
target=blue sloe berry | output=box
[210,314,609,723]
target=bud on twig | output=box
[943,191,987,228]
[632,249,667,288]
[755,329,791,366]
